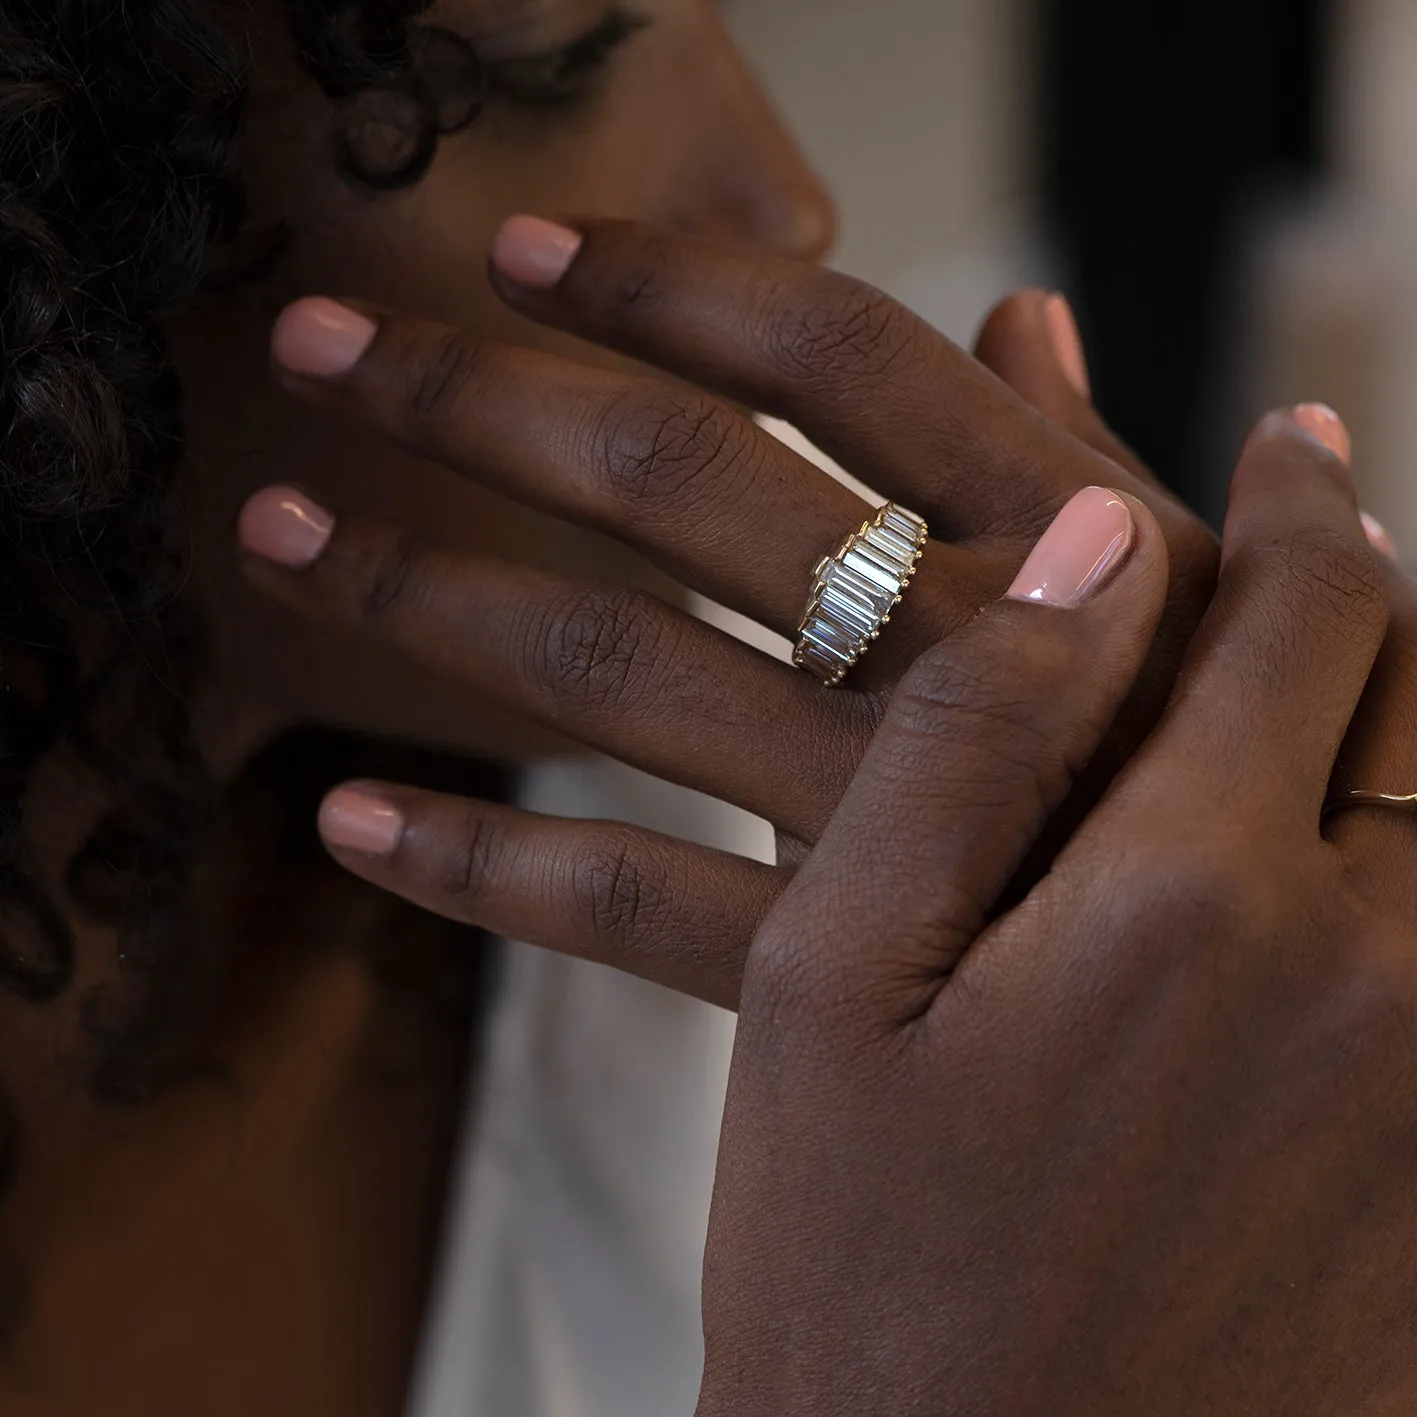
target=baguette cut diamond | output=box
[793,502,928,686]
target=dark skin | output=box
[6,2,841,1410]
[242,218,1221,999]
[237,223,1417,1406]
[245,220,1417,992]
[700,425,1417,1416]
[8,12,1226,1411]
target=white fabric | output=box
[405,759,772,1417]
[408,421,844,1417]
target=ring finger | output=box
[237,487,878,842]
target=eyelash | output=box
[486,8,650,111]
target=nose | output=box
[736,119,839,264]
[671,32,839,263]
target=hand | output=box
[240,218,1222,1007]
[697,413,1417,1416]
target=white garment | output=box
[405,759,772,1417]
[408,422,846,1416]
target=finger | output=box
[487,216,1184,543]
[317,783,785,1009]
[1125,405,1387,825]
[972,288,1161,490]
[749,486,1169,1027]
[270,296,883,639]
[1327,522,1417,881]
[237,487,870,842]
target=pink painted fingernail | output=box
[1043,293,1091,399]
[1362,511,1397,560]
[272,297,377,377]
[1007,487,1135,608]
[320,786,404,858]
[491,215,584,289]
[238,486,335,568]
[1291,403,1352,465]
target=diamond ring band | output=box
[793,503,928,687]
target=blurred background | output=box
[730,0,1416,539]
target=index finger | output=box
[489,216,1202,550]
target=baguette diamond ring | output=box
[793,503,928,687]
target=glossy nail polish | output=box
[319,787,404,858]
[271,298,377,377]
[238,486,335,568]
[1007,487,1135,608]
[491,216,585,289]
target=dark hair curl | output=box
[0,0,485,1245]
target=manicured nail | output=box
[319,786,404,858]
[1007,486,1135,608]
[1362,511,1397,560]
[491,215,584,289]
[1043,292,1091,400]
[272,297,377,377]
[238,486,335,568]
[1290,403,1352,465]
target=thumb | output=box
[746,485,1169,1032]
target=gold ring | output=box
[1324,789,1417,821]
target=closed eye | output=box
[486,7,650,110]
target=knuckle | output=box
[1332,931,1417,1077]
[598,232,676,315]
[568,833,663,943]
[1235,523,1386,641]
[406,329,486,421]
[765,281,924,385]
[745,916,911,1071]
[746,919,844,1032]
[1120,842,1272,953]
[594,389,751,510]
[890,628,1072,750]
[436,804,502,905]
[529,587,667,716]
[1285,524,1388,634]
[353,527,429,622]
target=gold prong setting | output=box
[793,503,928,687]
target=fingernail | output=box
[320,786,404,858]
[1290,402,1352,465]
[491,215,584,290]
[1043,292,1091,399]
[272,297,377,377]
[238,486,335,568]
[1007,486,1135,608]
[1362,511,1398,560]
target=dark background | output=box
[1039,0,1328,521]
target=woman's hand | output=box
[239,217,1224,1007]
[698,413,1417,1417]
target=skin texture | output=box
[22,6,1410,1413]
[242,219,1225,1004]
[254,221,1417,1017]
[696,426,1417,1417]
[3,5,839,1416]
[179,0,838,768]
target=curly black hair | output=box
[0,0,485,1307]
